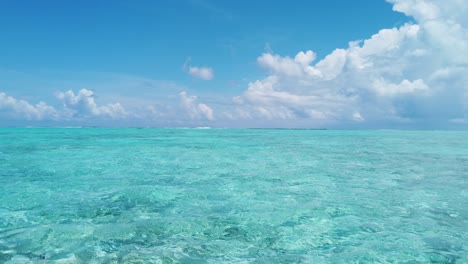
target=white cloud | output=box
[257,51,321,77]
[188,66,214,80]
[352,112,365,122]
[184,58,214,80]
[0,89,127,122]
[315,49,347,80]
[237,75,354,123]
[372,78,429,96]
[55,89,127,119]
[232,0,468,126]
[179,91,214,120]
[388,0,468,63]
[0,92,58,120]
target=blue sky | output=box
[1,0,467,128]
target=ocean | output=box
[0,128,467,263]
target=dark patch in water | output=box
[424,237,462,253]
[223,226,242,237]
[427,251,459,264]
[0,253,12,262]
[280,220,297,227]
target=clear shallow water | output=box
[0,128,467,263]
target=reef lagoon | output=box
[0,128,467,263]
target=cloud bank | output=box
[0,92,58,120]
[149,0,468,127]
[56,89,127,119]
[233,0,468,127]
[0,89,127,122]
[0,89,216,125]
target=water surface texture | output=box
[0,128,467,263]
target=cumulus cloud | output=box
[0,92,58,120]
[56,89,127,119]
[183,58,214,80]
[372,78,428,96]
[0,89,129,122]
[233,0,468,126]
[179,91,214,120]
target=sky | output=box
[0,0,467,128]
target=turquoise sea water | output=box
[0,128,467,263]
